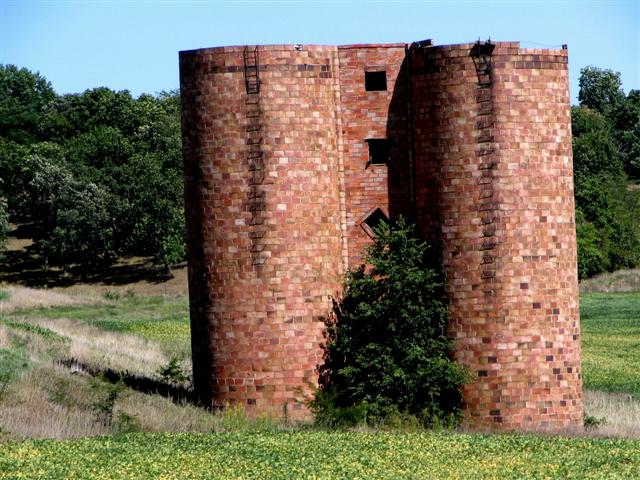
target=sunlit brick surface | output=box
[180,41,583,429]
[412,43,582,431]
[180,46,344,419]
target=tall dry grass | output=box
[583,389,640,439]
[580,268,640,293]
[0,324,10,349]
[115,390,219,433]
[3,315,177,378]
[0,285,102,313]
[0,365,109,440]
[31,317,175,377]
[0,363,285,440]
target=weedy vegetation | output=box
[0,281,638,476]
[1,432,639,479]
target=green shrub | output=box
[572,68,640,279]
[312,218,467,428]
[158,357,189,384]
[584,414,607,429]
[91,378,125,427]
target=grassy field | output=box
[1,431,639,479]
[15,295,191,351]
[1,285,639,477]
[580,292,640,395]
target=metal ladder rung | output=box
[243,45,260,94]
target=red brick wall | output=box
[180,45,343,419]
[337,45,413,267]
[412,42,583,431]
[181,40,583,431]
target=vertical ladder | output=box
[243,46,260,94]
[471,40,498,297]
[474,56,493,87]
[243,46,266,269]
[470,40,494,87]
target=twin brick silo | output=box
[180,39,583,430]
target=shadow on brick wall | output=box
[386,49,443,259]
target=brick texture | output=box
[180,40,583,430]
[337,45,413,266]
[180,45,343,419]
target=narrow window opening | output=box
[366,139,390,166]
[362,208,389,237]
[365,71,387,91]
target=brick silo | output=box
[412,42,583,431]
[180,45,345,418]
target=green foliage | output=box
[0,64,55,145]
[25,155,117,268]
[66,125,134,175]
[102,289,134,301]
[108,153,185,268]
[572,70,640,278]
[573,174,640,278]
[611,89,640,177]
[0,138,29,201]
[113,412,141,434]
[2,320,69,343]
[584,414,607,429]
[313,218,466,428]
[578,66,625,117]
[575,209,608,279]
[1,431,639,479]
[0,348,31,387]
[91,377,125,427]
[577,67,640,179]
[40,88,138,141]
[158,357,190,384]
[580,292,640,396]
[0,64,185,270]
[571,106,621,180]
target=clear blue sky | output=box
[2,0,638,104]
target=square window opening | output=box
[363,208,389,236]
[366,139,390,165]
[365,71,387,91]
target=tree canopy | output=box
[578,66,625,116]
[0,64,184,271]
[0,65,55,145]
[573,67,640,279]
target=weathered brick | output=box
[180,40,582,431]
